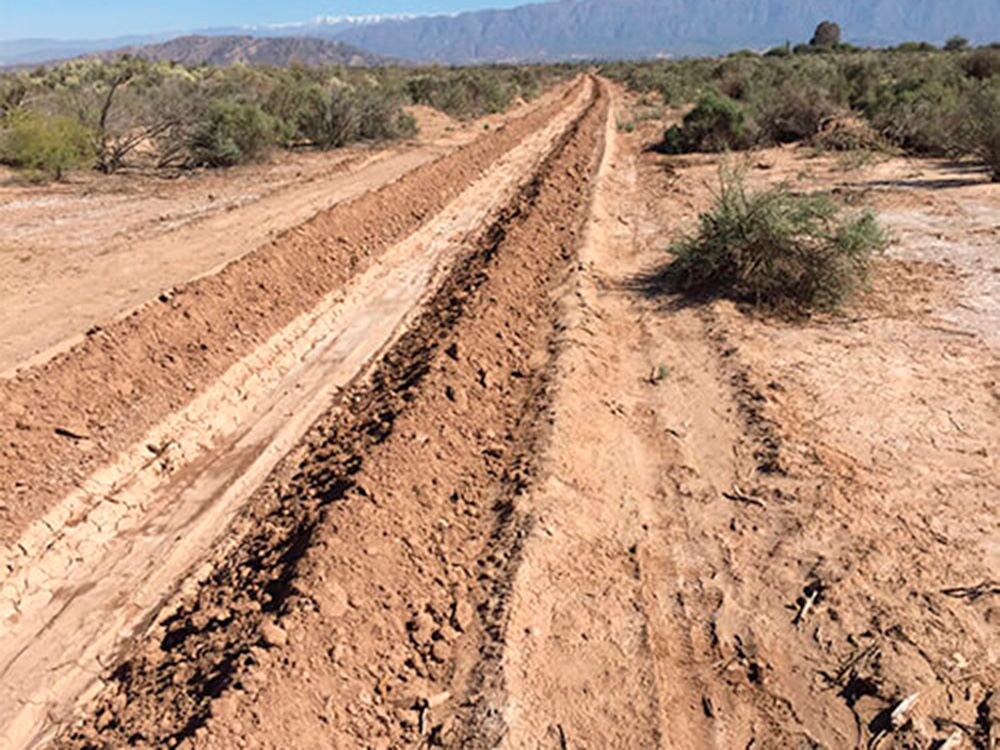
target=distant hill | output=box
[92,35,393,67]
[325,0,1000,63]
[4,0,1000,67]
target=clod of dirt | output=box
[260,622,288,649]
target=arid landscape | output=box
[1,13,998,750]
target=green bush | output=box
[663,171,887,312]
[298,86,361,149]
[659,90,758,153]
[961,80,1000,180]
[0,110,95,179]
[353,87,418,142]
[188,100,279,167]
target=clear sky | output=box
[2,0,542,41]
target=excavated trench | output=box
[0,78,594,750]
[53,79,609,749]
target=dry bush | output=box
[663,170,887,312]
[812,115,885,151]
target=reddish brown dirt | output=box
[6,84,999,750]
[0,94,561,374]
[606,108,999,749]
[0,79,586,549]
[52,77,608,750]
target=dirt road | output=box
[1,81,996,750]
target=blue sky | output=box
[2,0,541,40]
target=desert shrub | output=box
[0,76,28,119]
[755,79,841,143]
[188,100,279,167]
[812,116,885,151]
[612,47,996,165]
[353,87,417,142]
[663,171,887,311]
[962,48,1000,80]
[0,58,570,174]
[859,70,968,154]
[893,42,938,53]
[0,110,95,179]
[296,85,357,149]
[660,90,758,153]
[960,80,1000,179]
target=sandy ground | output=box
[0,96,560,374]
[0,82,996,749]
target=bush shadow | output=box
[620,260,713,312]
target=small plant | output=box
[663,170,887,312]
[0,110,95,180]
[649,364,670,384]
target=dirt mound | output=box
[404,104,459,141]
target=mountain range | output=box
[3,0,999,67]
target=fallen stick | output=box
[942,580,1000,602]
[793,589,819,627]
[724,484,767,509]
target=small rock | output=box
[319,580,350,618]
[410,611,435,645]
[452,600,474,631]
[430,641,452,663]
[260,622,288,648]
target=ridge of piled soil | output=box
[0,79,586,549]
[52,80,609,749]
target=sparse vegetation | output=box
[404,66,544,119]
[663,170,887,312]
[604,41,1000,174]
[0,57,567,179]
